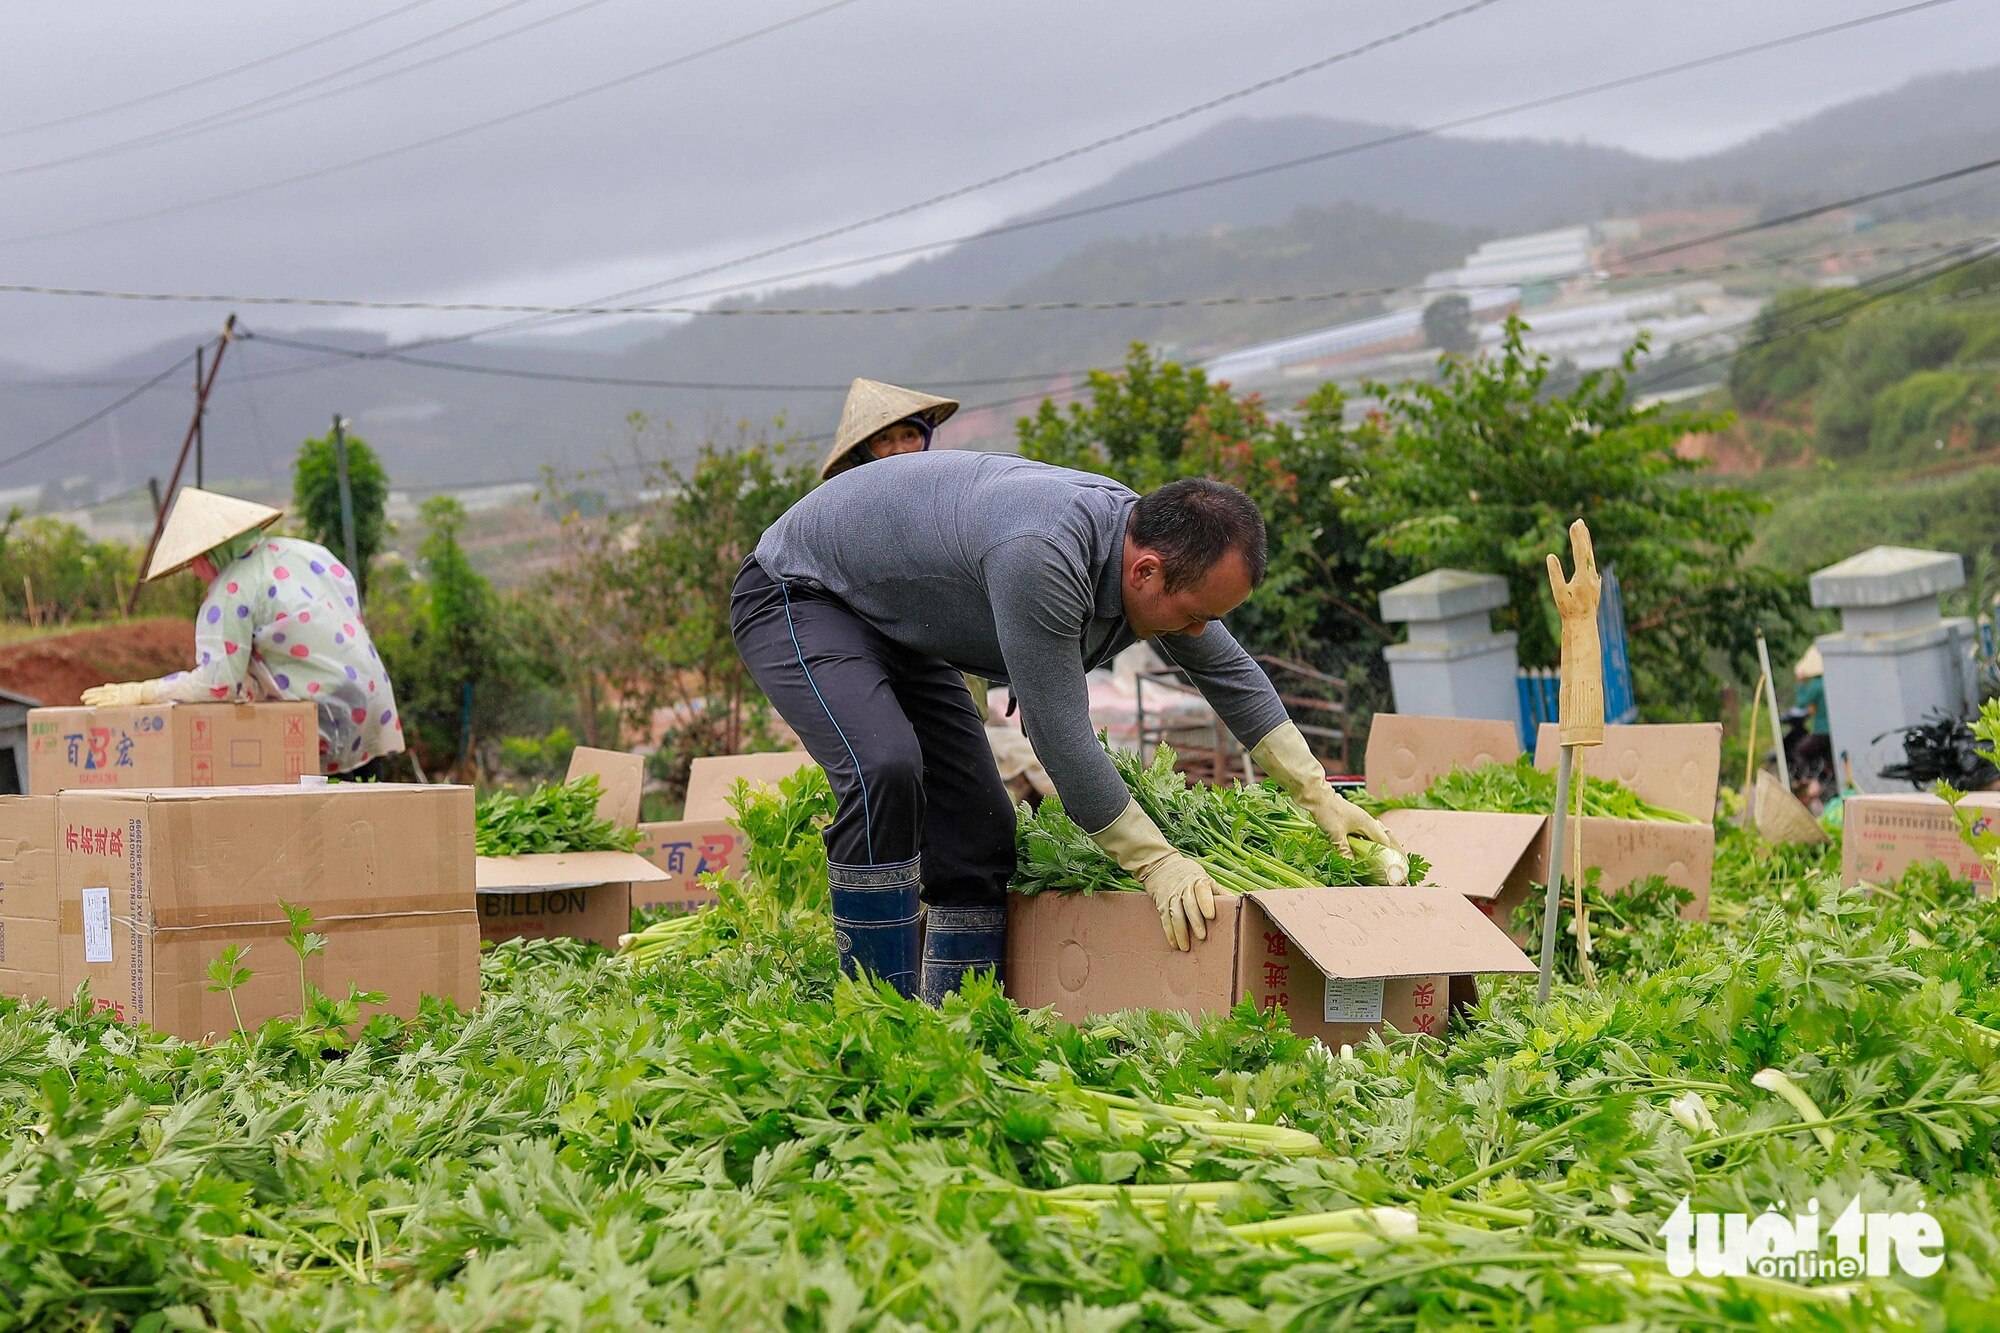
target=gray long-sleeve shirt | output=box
[753,451,1290,832]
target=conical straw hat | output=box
[1794,645,1824,680]
[144,487,283,581]
[820,378,958,479]
[1754,768,1828,845]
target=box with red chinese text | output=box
[54,782,478,1041]
[1841,790,1999,894]
[0,796,61,1005]
[27,702,318,793]
[635,751,817,914]
[1006,884,1533,1048]
[475,748,665,948]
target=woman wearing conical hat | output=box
[819,379,999,715]
[79,487,405,779]
[818,377,958,481]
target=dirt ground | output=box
[0,618,195,707]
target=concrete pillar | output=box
[1809,545,1978,794]
[1379,569,1520,723]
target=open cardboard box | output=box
[28,701,319,793]
[1377,807,1549,939]
[0,796,60,1005]
[475,748,668,948]
[55,782,478,1040]
[1364,714,1718,924]
[636,751,816,915]
[1842,790,1999,894]
[1007,884,1533,1047]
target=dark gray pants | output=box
[730,557,1012,998]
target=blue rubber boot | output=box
[918,903,1008,1005]
[829,856,922,998]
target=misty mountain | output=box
[5,66,1999,497]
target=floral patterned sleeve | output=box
[147,575,255,703]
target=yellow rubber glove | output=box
[79,679,161,708]
[1089,799,1218,951]
[1251,721,1407,883]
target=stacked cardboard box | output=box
[13,782,480,1039]
[636,751,816,914]
[28,702,318,792]
[474,748,668,948]
[0,797,59,1005]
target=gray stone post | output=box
[1809,545,1978,794]
[1379,569,1520,723]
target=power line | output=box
[1,236,1982,326]
[0,0,447,140]
[2,0,619,179]
[390,376,1106,493]
[0,232,1967,401]
[35,482,154,520]
[200,0,1968,389]
[1615,154,2000,265]
[1641,241,2000,386]
[0,0,871,249]
[235,329,1106,390]
[0,350,196,473]
[416,0,1966,347]
[429,0,1513,346]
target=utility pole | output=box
[130,314,236,613]
[332,413,360,606]
[193,346,206,489]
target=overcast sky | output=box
[0,0,1989,371]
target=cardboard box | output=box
[1841,791,1998,893]
[28,702,318,794]
[635,821,744,916]
[1378,807,1548,940]
[1007,884,1534,1047]
[636,750,817,914]
[1364,716,1522,800]
[681,750,817,822]
[475,748,667,948]
[1364,715,1718,919]
[1531,722,1719,918]
[0,796,60,1005]
[55,783,478,1040]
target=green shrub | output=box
[1868,369,1982,457]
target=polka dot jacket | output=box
[153,537,406,773]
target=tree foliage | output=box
[0,512,201,625]
[365,497,563,778]
[1350,318,1807,718]
[291,430,389,600]
[1020,331,1808,727]
[1730,257,2000,467]
[547,422,815,798]
[1727,288,1842,412]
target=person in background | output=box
[1792,645,1834,801]
[79,487,405,780]
[816,377,957,481]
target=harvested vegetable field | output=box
[4,760,2000,1330]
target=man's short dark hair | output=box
[1131,478,1268,592]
